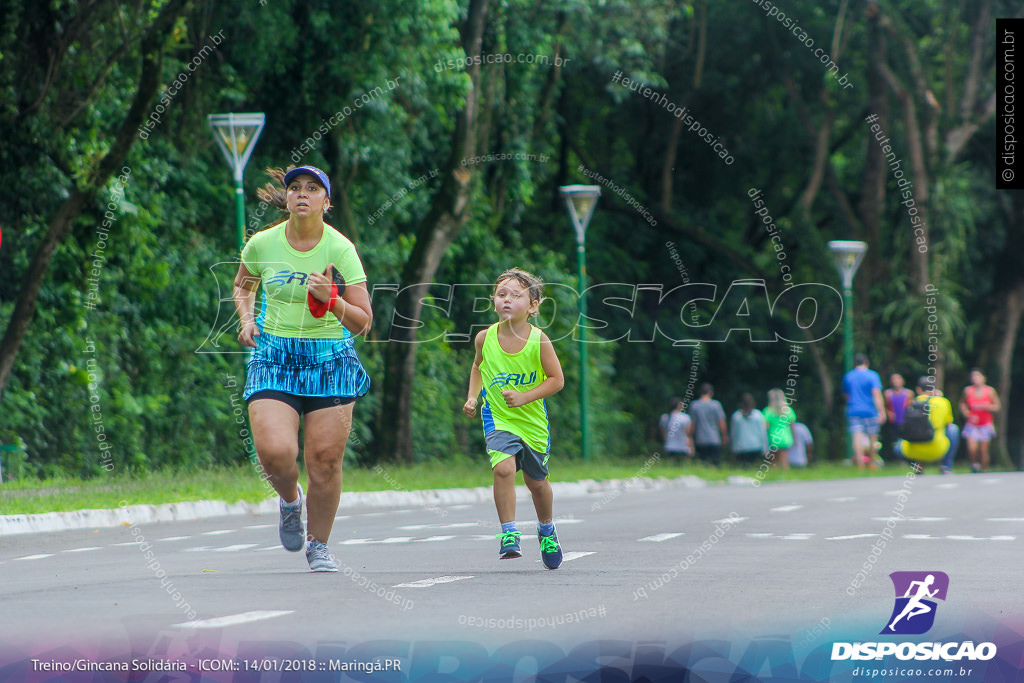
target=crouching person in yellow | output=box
[463,268,565,568]
[899,376,954,473]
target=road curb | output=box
[0,474,710,537]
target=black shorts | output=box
[246,389,355,416]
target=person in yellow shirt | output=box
[899,376,954,473]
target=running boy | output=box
[463,268,565,568]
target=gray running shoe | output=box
[305,541,339,572]
[279,484,305,552]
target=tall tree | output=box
[375,0,490,462]
[0,0,190,398]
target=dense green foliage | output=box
[1,0,1020,480]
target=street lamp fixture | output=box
[208,112,266,249]
[559,184,601,462]
[828,240,868,291]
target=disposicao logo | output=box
[831,571,997,662]
[881,570,948,635]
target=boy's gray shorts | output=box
[485,430,550,480]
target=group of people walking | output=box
[658,384,812,470]
[659,356,1001,475]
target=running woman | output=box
[959,368,1001,473]
[233,166,372,572]
[463,268,565,568]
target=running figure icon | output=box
[888,574,938,631]
[881,571,949,635]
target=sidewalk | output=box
[0,474,724,536]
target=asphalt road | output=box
[1,472,1021,678]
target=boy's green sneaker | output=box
[497,530,522,559]
[539,528,562,569]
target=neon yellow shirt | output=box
[900,395,953,462]
[241,221,366,339]
[479,323,550,453]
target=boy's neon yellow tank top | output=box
[479,322,550,453]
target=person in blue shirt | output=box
[842,353,886,471]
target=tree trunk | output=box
[659,0,706,214]
[859,1,888,346]
[0,0,189,399]
[990,282,1024,465]
[374,0,489,463]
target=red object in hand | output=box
[307,282,338,318]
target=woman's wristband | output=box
[307,283,338,318]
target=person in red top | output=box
[958,368,1001,473]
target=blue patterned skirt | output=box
[243,332,370,400]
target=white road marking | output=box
[826,497,857,502]
[213,544,260,552]
[256,546,282,552]
[987,518,1024,522]
[158,536,192,542]
[780,533,814,540]
[991,535,1016,541]
[200,529,235,536]
[173,610,293,629]
[393,575,475,588]
[770,505,803,512]
[557,551,595,563]
[398,522,481,531]
[712,516,748,524]
[334,515,351,521]
[747,533,774,538]
[935,483,958,489]
[412,535,456,542]
[111,541,142,547]
[360,512,388,517]
[871,517,948,522]
[14,554,54,561]
[338,537,418,545]
[903,534,937,539]
[244,524,274,530]
[946,535,985,541]
[62,547,101,553]
[826,534,878,540]
[509,518,584,527]
[182,546,213,552]
[639,533,685,542]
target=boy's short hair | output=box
[917,376,936,392]
[494,268,544,303]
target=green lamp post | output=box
[559,185,601,462]
[828,240,868,462]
